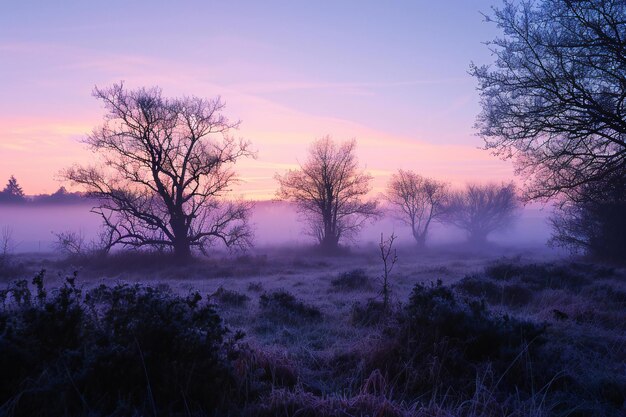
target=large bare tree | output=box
[471,0,626,202]
[443,182,520,244]
[385,170,448,248]
[276,136,379,252]
[64,83,254,260]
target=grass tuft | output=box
[259,289,322,324]
[330,268,373,291]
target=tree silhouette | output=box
[550,169,626,261]
[64,83,254,260]
[385,170,448,248]
[276,136,379,252]
[471,0,626,202]
[443,183,520,244]
[0,176,25,202]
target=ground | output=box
[1,243,625,416]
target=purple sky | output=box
[0,1,512,198]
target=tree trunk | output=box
[320,234,339,253]
[173,239,192,261]
[414,233,427,249]
[171,216,192,261]
[468,230,488,246]
[412,225,427,250]
[319,208,340,253]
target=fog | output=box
[0,201,554,253]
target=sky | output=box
[0,0,512,200]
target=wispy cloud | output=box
[0,39,511,198]
[229,78,466,95]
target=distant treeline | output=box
[0,175,91,205]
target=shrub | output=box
[582,284,626,306]
[350,299,387,326]
[0,272,242,416]
[259,290,321,324]
[247,281,264,292]
[454,274,502,301]
[0,254,24,281]
[455,275,534,308]
[549,173,626,263]
[484,261,594,290]
[232,345,299,396]
[246,386,409,417]
[365,280,546,403]
[55,249,193,273]
[500,283,535,307]
[484,261,522,281]
[211,286,250,306]
[235,254,268,267]
[330,269,372,291]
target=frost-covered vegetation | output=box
[0,248,624,416]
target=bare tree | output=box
[385,170,449,248]
[378,232,397,312]
[443,182,520,244]
[53,230,86,257]
[0,226,13,267]
[276,136,379,252]
[53,228,114,259]
[471,0,626,202]
[64,83,254,260]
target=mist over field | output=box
[0,200,554,253]
[1,0,625,416]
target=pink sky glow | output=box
[0,1,515,200]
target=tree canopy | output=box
[0,176,25,202]
[276,136,379,252]
[64,83,254,259]
[443,182,520,244]
[385,170,449,248]
[472,0,626,202]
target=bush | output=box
[549,173,626,263]
[483,261,523,281]
[246,386,409,417]
[0,255,24,281]
[484,261,595,290]
[247,281,264,292]
[582,284,626,306]
[454,274,502,301]
[0,271,242,416]
[232,345,299,395]
[211,286,250,306]
[500,283,535,307]
[365,280,546,403]
[259,290,321,324]
[330,269,372,291]
[350,299,387,326]
[455,275,534,308]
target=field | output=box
[1,245,625,416]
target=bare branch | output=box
[442,182,520,244]
[275,136,380,251]
[62,83,254,260]
[472,0,626,202]
[385,170,449,248]
[379,232,397,311]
